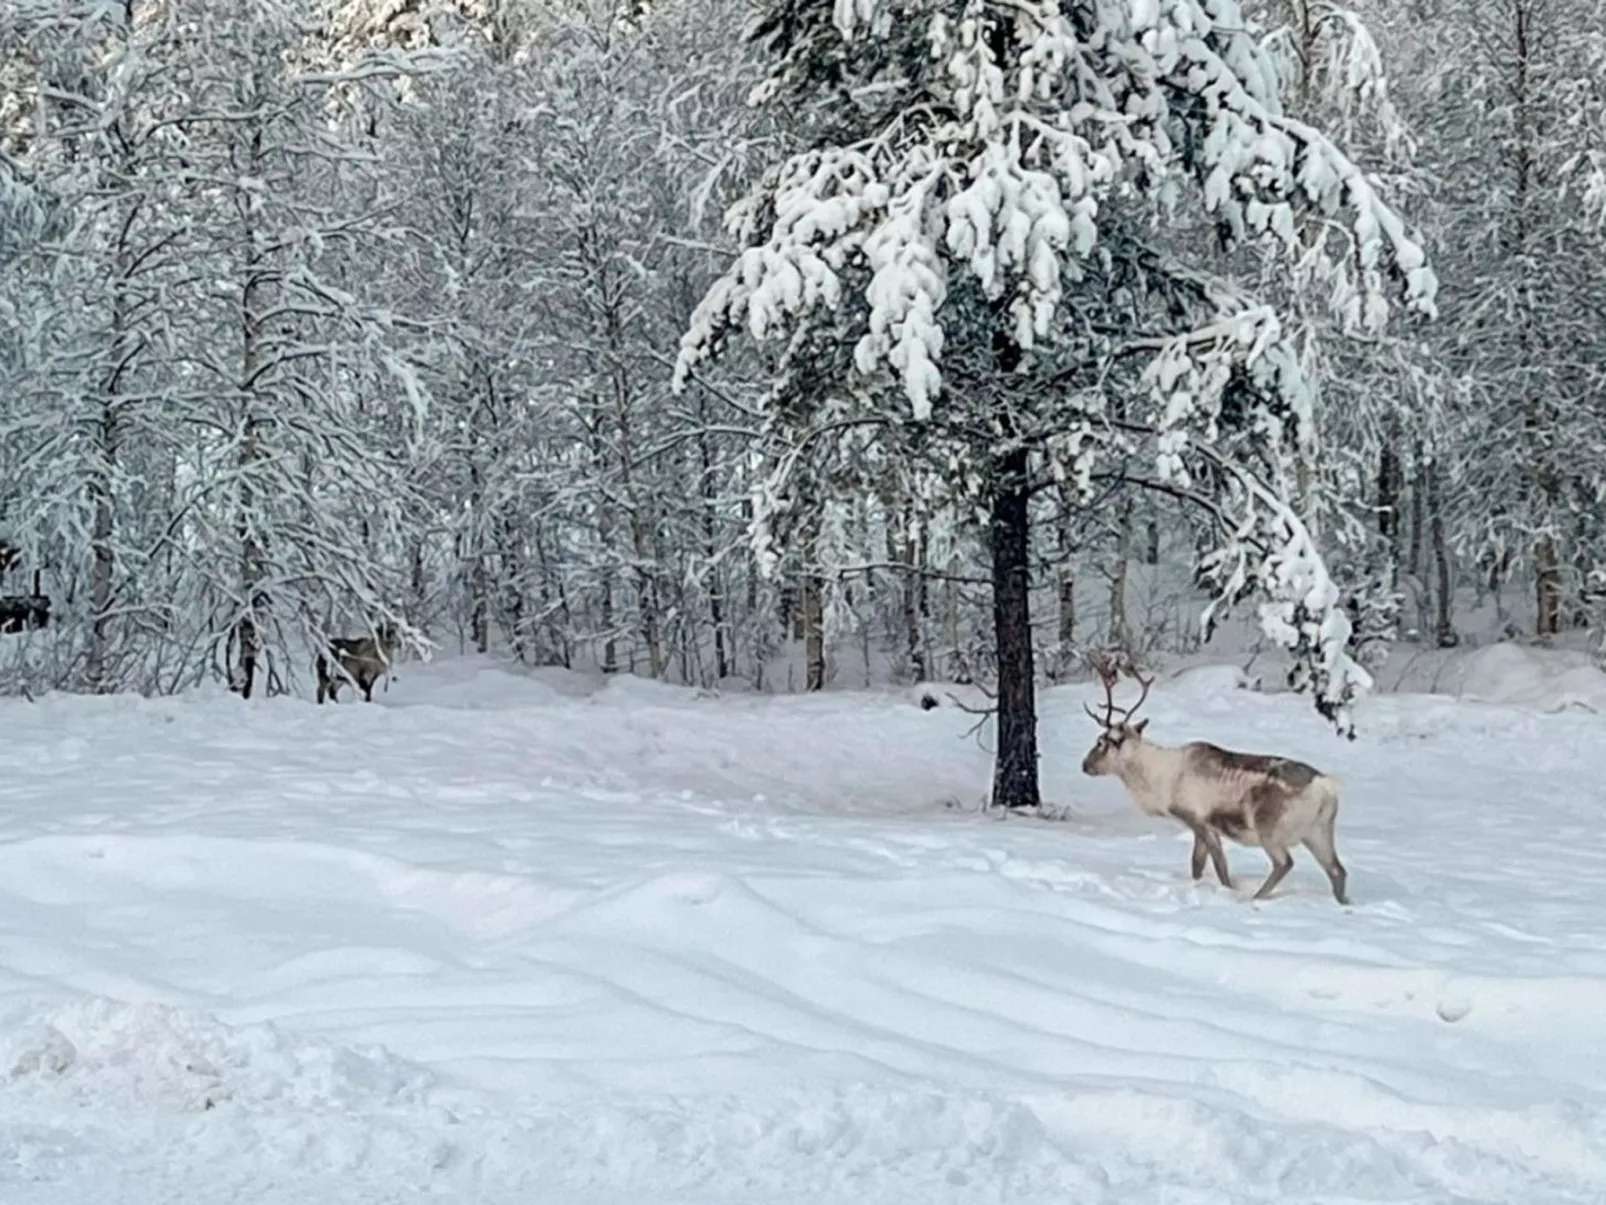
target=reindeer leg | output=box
[1175,812,1233,888]
[1202,829,1233,888]
[1253,846,1295,900]
[1302,826,1350,906]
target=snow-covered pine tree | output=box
[675,0,1436,808]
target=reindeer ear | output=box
[1134,718,1149,736]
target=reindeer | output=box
[1079,656,1350,904]
[315,621,400,704]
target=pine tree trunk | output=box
[989,446,1040,811]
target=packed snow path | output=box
[0,658,1603,1203]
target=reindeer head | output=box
[1079,654,1154,777]
[374,620,401,655]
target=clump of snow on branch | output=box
[1145,300,1375,725]
[1260,4,1412,159]
[1147,304,1312,488]
[1198,476,1372,733]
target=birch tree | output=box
[165,0,421,695]
[1422,0,1606,638]
[0,2,198,692]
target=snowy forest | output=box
[2,0,1604,794]
[5,7,1606,1195]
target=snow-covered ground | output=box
[0,656,1603,1203]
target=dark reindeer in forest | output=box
[0,541,50,635]
[1079,655,1351,904]
[315,621,400,704]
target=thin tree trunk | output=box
[697,427,730,681]
[1408,441,1425,580]
[946,558,963,682]
[86,398,118,692]
[903,560,926,681]
[1108,500,1132,647]
[410,539,427,633]
[1536,536,1561,637]
[236,409,266,699]
[496,514,526,662]
[600,570,618,673]
[1054,497,1076,679]
[990,446,1040,811]
[1427,461,1455,646]
[803,569,825,691]
[465,389,490,655]
[1058,567,1076,660]
[896,513,927,681]
[1378,438,1401,550]
[915,525,933,680]
[235,127,269,699]
[469,546,490,653]
[86,187,139,692]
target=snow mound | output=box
[1,999,433,1115]
[1456,643,1606,713]
[381,657,571,710]
[1164,662,1262,696]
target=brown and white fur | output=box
[1079,661,1350,904]
[316,622,399,704]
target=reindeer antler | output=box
[1083,650,1155,729]
[1083,652,1122,729]
[1125,665,1154,722]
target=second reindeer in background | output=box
[316,622,400,704]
